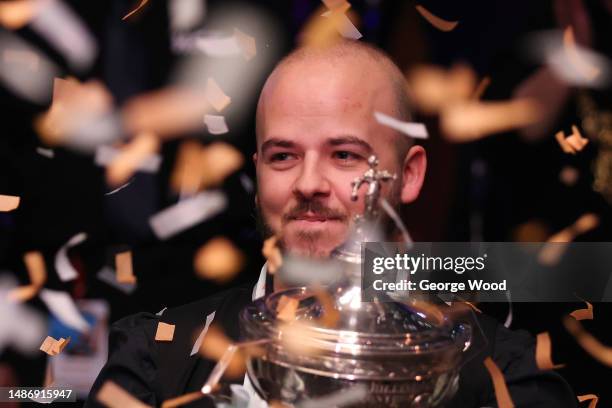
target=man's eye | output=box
[270,152,294,161]
[333,151,361,161]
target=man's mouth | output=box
[289,212,342,222]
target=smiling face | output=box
[254,48,426,258]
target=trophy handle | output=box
[450,309,488,368]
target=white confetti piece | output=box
[239,173,253,194]
[36,147,54,158]
[96,266,136,294]
[29,0,97,72]
[104,179,134,196]
[156,307,167,316]
[203,114,228,135]
[374,111,429,139]
[297,384,367,408]
[191,311,215,356]
[39,289,90,332]
[196,34,242,57]
[321,10,362,40]
[169,0,206,32]
[95,145,161,173]
[149,190,227,239]
[0,32,59,103]
[233,28,256,61]
[54,232,87,282]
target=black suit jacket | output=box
[85,283,578,407]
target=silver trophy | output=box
[240,155,480,407]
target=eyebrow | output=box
[260,135,373,154]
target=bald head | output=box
[256,41,413,161]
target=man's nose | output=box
[293,153,331,199]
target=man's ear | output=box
[400,145,427,204]
[252,152,258,164]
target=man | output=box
[86,41,577,407]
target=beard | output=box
[255,175,404,258]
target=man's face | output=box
[254,58,414,258]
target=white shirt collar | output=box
[252,263,267,301]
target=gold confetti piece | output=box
[96,380,152,408]
[538,213,599,266]
[262,235,283,274]
[483,357,515,408]
[199,324,245,378]
[39,336,70,356]
[3,48,39,71]
[0,0,40,30]
[408,64,476,114]
[278,321,321,356]
[563,316,612,367]
[569,299,593,321]
[24,251,46,287]
[299,5,354,48]
[122,87,211,138]
[171,141,205,195]
[155,322,175,342]
[441,99,541,142]
[313,289,340,328]
[415,5,459,32]
[205,78,231,112]
[535,332,565,370]
[559,166,579,186]
[6,284,39,303]
[0,194,20,212]
[472,76,491,100]
[200,142,244,189]
[122,0,149,21]
[563,26,600,82]
[276,295,299,322]
[194,237,244,284]
[565,125,589,152]
[106,132,160,187]
[269,401,292,408]
[161,391,205,408]
[556,131,577,154]
[233,28,256,61]
[578,394,599,408]
[114,250,136,284]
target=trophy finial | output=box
[350,154,397,221]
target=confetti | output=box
[300,4,360,47]
[563,316,612,367]
[205,78,231,112]
[191,311,215,356]
[415,5,459,32]
[24,251,46,287]
[149,190,227,240]
[472,76,491,100]
[161,391,205,408]
[96,380,152,408]
[39,336,70,356]
[565,125,589,152]
[171,141,205,195]
[0,32,59,103]
[3,48,39,70]
[563,26,600,82]
[276,295,299,322]
[106,132,160,187]
[198,324,245,378]
[535,332,564,370]
[262,235,283,274]
[199,142,244,189]
[483,357,514,408]
[203,114,229,135]
[322,10,362,40]
[115,250,136,284]
[155,322,175,342]
[441,99,542,142]
[122,0,150,20]
[6,284,40,303]
[29,0,97,71]
[374,111,428,139]
[0,195,20,212]
[539,213,599,265]
[95,145,161,173]
[54,232,87,282]
[122,86,212,138]
[39,289,90,333]
[0,0,40,29]
[194,237,244,284]
[168,0,205,32]
[556,131,576,154]
[233,28,257,61]
[559,166,579,186]
[408,64,476,114]
[196,34,242,57]
[297,384,367,408]
[96,266,136,294]
[36,147,54,158]
[578,394,599,408]
[313,289,340,328]
[569,299,593,321]
[277,321,320,356]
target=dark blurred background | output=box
[0,0,610,405]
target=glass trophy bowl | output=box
[240,261,475,407]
